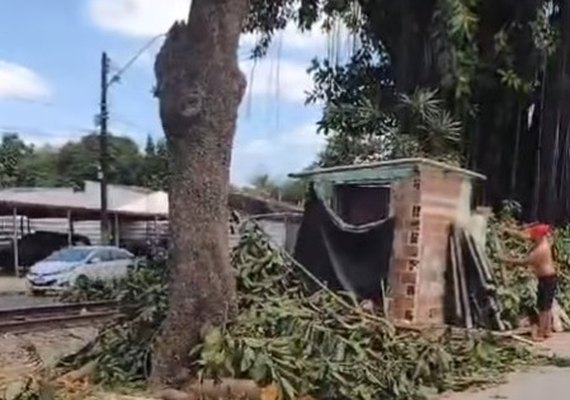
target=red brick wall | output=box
[388,165,468,325]
[388,177,422,322]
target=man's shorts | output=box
[537,275,558,312]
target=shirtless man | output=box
[500,223,557,341]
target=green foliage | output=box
[0,133,35,187]
[318,132,388,167]
[59,259,168,384]
[315,87,464,166]
[0,132,170,191]
[486,207,570,329]
[60,275,120,303]
[140,136,169,191]
[56,134,144,188]
[531,4,558,56]
[60,223,539,399]
[432,0,479,101]
[244,0,570,221]
[193,223,536,400]
[245,174,306,204]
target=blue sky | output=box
[0,0,345,186]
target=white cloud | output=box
[87,0,349,54]
[241,22,329,52]
[0,61,52,102]
[231,122,325,185]
[240,58,313,103]
[87,0,190,37]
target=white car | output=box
[25,246,135,295]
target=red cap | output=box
[526,224,551,240]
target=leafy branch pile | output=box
[60,276,120,303]
[58,221,540,399]
[485,204,570,329]
[58,258,168,384]
[192,223,536,399]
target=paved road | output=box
[441,367,570,400]
[0,294,57,310]
[441,333,570,400]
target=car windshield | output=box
[44,248,92,263]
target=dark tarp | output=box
[293,187,395,301]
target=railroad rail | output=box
[0,300,119,333]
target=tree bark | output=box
[151,0,248,384]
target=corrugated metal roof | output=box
[0,181,168,219]
[289,158,487,180]
[0,181,302,220]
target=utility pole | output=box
[99,52,110,245]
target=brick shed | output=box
[290,158,487,326]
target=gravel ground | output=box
[0,326,97,370]
[0,326,99,399]
[0,294,151,399]
[0,294,57,310]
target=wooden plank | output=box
[469,233,494,283]
[449,234,463,323]
[453,226,473,329]
[463,229,505,331]
[463,230,494,292]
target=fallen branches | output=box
[190,222,537,399]
[51,220,539,400]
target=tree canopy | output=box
[0,132,169,191]
[0,133,302,205]
[245,0,570,223]
[246,173,306,204]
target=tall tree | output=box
[0,133,34,187]
[245,0,570,223]
[246,173,306,203]
[145,135,156,157]
[142,138,170,191]
[57,133,144,188]
[150,0,249,384]
[249,173,280,197]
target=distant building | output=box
[0,181,301,275]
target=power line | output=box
[108,33,166,86]
[96,34,164,244]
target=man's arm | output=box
[498,255,527,266]
[499,249,538,267]
[502,226,530,241]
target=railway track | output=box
[0,300,119,334]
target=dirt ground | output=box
[0,325,154,399]
[0,326,97,398]
[1,321,569,399]
[0,326,97,371]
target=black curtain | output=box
[294,186,395,301]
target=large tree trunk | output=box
[151,0,248,384]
